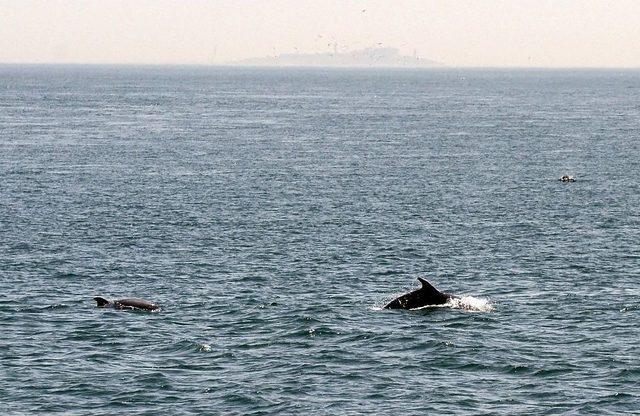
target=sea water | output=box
[1,66,639,414]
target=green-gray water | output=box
[1,66,639,414]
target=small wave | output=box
[10,242,32,251]
[162,339,218,354]
[17,303,71,313]
[42,303,70,310]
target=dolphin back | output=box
[384,278,453,310]
[113,298,159,311]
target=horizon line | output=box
[1,62,640,70]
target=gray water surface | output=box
[1,66,639,415]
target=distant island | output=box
[230,47,444,68]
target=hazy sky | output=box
[1,0,639,67]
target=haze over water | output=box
[1,66,639,414]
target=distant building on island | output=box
[230,47,443,68]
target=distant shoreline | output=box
[228,47,444,69]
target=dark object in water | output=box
[94,297,159,311]
[384,278,457,310]
[559,175,576,182]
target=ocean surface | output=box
[1,66,639,415]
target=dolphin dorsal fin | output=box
[417,277,440,294]
[94,297,110,307]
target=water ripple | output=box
[2,67,640,415]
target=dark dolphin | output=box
[384,278,457,310]
[94,297,159,311]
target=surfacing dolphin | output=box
[384,278,457,310]
[94,297,159,311]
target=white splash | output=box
[448,296,494,312]
[373,296,495,312]
[198,344,212,352]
